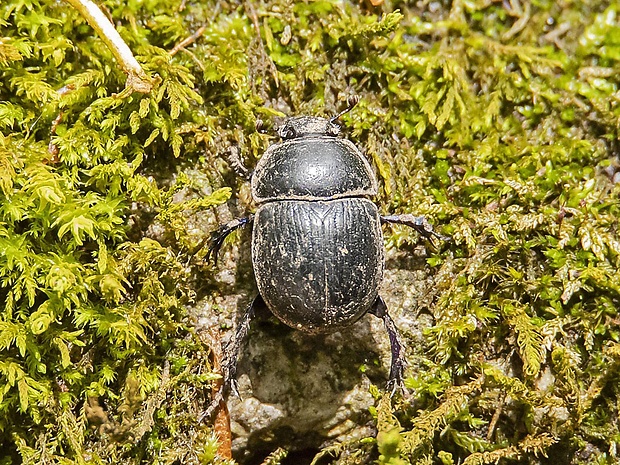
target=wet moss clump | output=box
[1,0,619,463]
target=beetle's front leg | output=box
[207,215,254,265]
[381,214,450,242]
[369,296,406,395]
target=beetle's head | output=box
[269,96,360,141]
[277,116,340,140]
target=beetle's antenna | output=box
[329,95,360,124]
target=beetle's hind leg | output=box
[381,214,450,242]
[369,296,406,395]
[199,294,264,422]
[207,215,254,265]
[223,294,265,397]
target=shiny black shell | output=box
[252,198,383,334]
[250,116,383,334]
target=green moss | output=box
[2,0,620,463]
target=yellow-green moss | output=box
[1,0,620,463]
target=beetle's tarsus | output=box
[207,216,253,266]
[381,214,450,242]
[386,376,406,398]
[369,296,407,394]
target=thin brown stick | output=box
[181,48,206,72]
[169,1,221,57]
[206,329,232,459]
[47,112,63,161]
[47,84,76,163]
[64,0,154,93]
[170,25,207,57]
[487,392,506,441]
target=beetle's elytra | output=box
[207,97,447,409]
[254,197,383,333]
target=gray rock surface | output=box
[195,244,437,462]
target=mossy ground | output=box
[1,0,620,464]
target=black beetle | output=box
[207,97,447,406]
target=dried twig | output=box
[169,1,221,58]
[47,112,63,162]
[170,25,207,57]
[198,329,232,459]
[64,0,154,93]
[47,84,76,163]
[487,392,506,441]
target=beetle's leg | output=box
[226,146,253,181]
[199,295,264,423]
[369,296,406,395]
[381,214,450,242]
[207,215,254,266]
[223,294,265,397]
